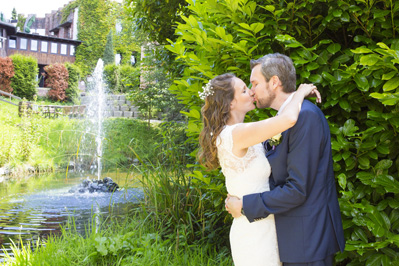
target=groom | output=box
[226,53,345,265]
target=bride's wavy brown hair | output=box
[198,73,236,170]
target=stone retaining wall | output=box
[80,94,141,118]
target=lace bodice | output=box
[216,124,271,198]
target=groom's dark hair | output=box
[250,53,296,93]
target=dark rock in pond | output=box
[69,177,120,193]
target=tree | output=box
[74,0,118,76]
[0,57,15,93]
[129,44,183,126]
[16,14,26,32]
[103,30,115,65]
[10,54,37,100]
[45,63,69,101]
[125,0,189,44]
[11,8,17,20]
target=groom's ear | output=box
[270,76,282,90]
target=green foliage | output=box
[16,14,26,31]
[0,99,79,170]
[129,44,184,123]
[154,122,194,167]
[101,118,160,168]
[11,8,17,20]
[75,0,118,76]
[0,102,188,172]
[10,54,37,100]
[100,120,192,169]
[119,64,140,92]
[103,30,115,65]
[3,211,232,265]
[113,5,141,64]
[103,64,118,90]
[45,63,69,101]
[166,0,399,264]
[64,62,82,104]
[61,0,79,24]
[103,63,140,93]
[0,57,15,93]
[125,0,189,44]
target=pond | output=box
[0,171,143,261]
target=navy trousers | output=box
[283,255,334,266]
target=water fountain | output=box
[81,59,107,180]
[74,59,120,192]
[0,59,143,261]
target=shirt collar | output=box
[277,92,295,115]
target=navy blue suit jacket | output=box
[242,100,345,263]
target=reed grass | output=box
[2,208,232,265]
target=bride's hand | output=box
[297,83,321,104]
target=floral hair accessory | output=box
[199,80,214,100]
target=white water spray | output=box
[83,59,108,180]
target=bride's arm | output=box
[232,84,320,151]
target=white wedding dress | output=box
[217,124,282,266]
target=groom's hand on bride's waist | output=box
[225,194,243,218]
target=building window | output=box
[20,38,28,50]
[31,40,38,51]
[60,44,67,55]
[41,41,48,52]
[70,45,75,56]
[51,42,58,54]
[9,37,16,48]
[0,30,3,48]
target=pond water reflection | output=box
[0,172,143,260]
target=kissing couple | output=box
[198,53,345,266]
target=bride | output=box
[197,73,320,266]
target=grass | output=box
[2,209,232,266]
[0,98,189,174]
[0,98,80,172]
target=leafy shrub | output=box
[10,54,37,100]
[103,63,118,91]
[166,0,399,264]
[103,63,140,93]
[120,64,140,92]
[65,62,82,104]
[45,63,69,101]
[0,57,15,93]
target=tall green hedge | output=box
[65,62,82,104]
[166,0,399,264]
[10,54,38,100]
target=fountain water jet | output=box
[72,59,121,193]
[80,59,108,180]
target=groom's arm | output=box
[242,106,325,222]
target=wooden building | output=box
[0,21,16,58]
[0,5,81,87]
